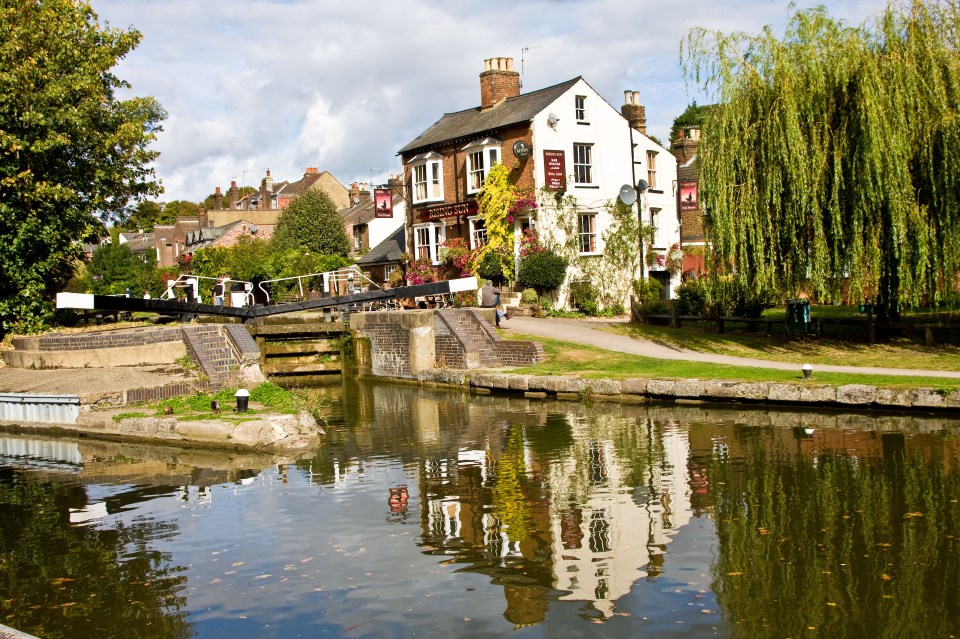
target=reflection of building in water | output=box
[548,419,692,618]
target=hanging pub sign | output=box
[419,200,478,222]
[374,188,393,218]
[679,181,699,211]
[543,150,566,191]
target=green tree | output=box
[87,243,158,296]
[272,189,350,257]
[472,164,514,280]
[0,0,165,334]
[683,1,960,319]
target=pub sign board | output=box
[543,150,566,191]
[679,181,699,211]
[374,188,393,218]
[419,200,478,222]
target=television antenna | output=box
[520,45,541,88]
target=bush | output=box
[517,251,568,295]
[569,281,600,316]
[520,288,539,305]
[675,279,709,315]
[632,277,663,304]
[476,250,510,284]
[711,279,779,318]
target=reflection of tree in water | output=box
[0,468,191,639]
[710,434,960,638]
[491,425,531,542]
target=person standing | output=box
[213,278,226,306]
[480,280,508,327]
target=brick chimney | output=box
[621,90,647,135]
[226,181,238,210]
[480,57,520,110]
[304,167,319,176]
[260,169,273,210]
[673,126,701,165]
[349,181,372,205]
[214,186,223,211]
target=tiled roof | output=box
[357,225,405,265]
[398,77,582,155]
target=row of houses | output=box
[119,56,705,308]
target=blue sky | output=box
[92,0,889,203]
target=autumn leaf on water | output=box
[881,574,893,581]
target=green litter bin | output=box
[786,299,811,334]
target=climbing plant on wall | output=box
[473,164,515,281]
[683,1,960,319]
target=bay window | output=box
[463,137,501,194]
[410,152,443,204]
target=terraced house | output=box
[398,57,679,304]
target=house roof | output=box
[398,77,582,155]
[339,192,403,223]
[357,225,405,266]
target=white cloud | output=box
[92,0,889,202]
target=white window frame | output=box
[646,150,658,190]
[413,222,446,265]
[649,207,661,231]
[463,137,502,194]
[578,213,598,254]
[573,143,593,185]
[410,152,444,204]
[575,95,587,122]
[468,216,488,250]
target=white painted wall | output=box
[526,79,680,307]
[367,199,405,250]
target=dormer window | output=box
[463,137,501,194]
[410,151,444,204]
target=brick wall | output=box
[28,326,185,351]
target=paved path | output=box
[505,316,960,379]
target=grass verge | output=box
[599,321,960,371]
[507,333,960,393]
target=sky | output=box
[91,0,889,204]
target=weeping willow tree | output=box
[683,1,960,319]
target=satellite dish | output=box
[618,184,637,206]
[636,179,649,193]
[249,224,259,234]
[547,113,560,127]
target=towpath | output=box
[506,316,960,379]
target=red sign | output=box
[543,150,566,191]
[679,181,699,211]
[419,200,478,222]
[374,188,393,218]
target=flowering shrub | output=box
[406,258,441,285]
[438,237,473,277]
[507,191,538,226]
[519,228,546,258]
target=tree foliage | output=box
[683,1,960,318]
[272,189,350,257]
[0,0,165,333]
[473,164,515,280]
[87,243,159,296]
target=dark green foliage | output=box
[675,279,709,315]
[88,243,159,296]
[272,189,350,257]
[569,281,600,316]
[517,251,568,295]
[710,278,779,318]
[669,101,713,145]
[0,0,165,334]
[476,250,510,285]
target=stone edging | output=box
[392,370,960,413]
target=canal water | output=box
[1,380,959,638]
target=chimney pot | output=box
[480,56,520,110]
[215,186,221,194]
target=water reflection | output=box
[0,382,959,637]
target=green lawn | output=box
[602,306,960,371]
[507,333,960,393]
